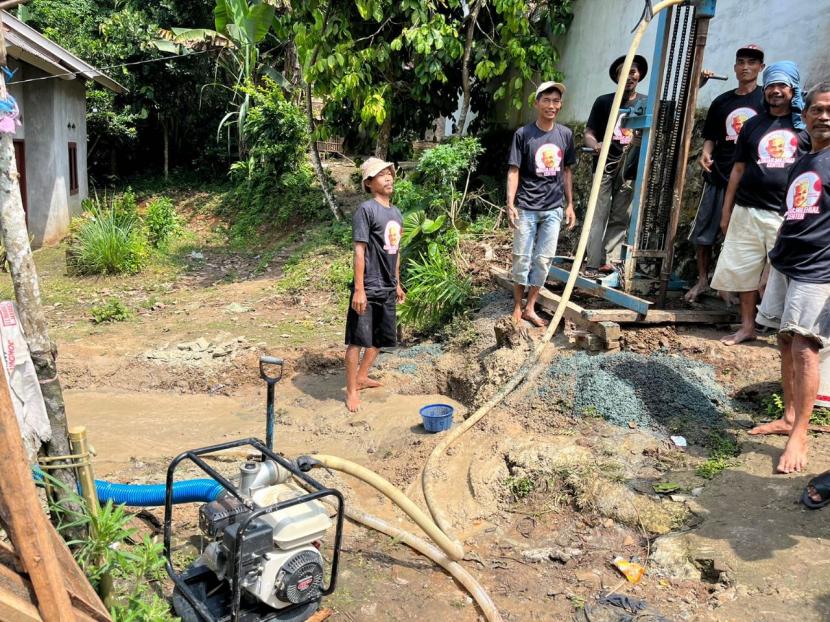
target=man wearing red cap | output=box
[583,55,649,275]
[685,45,766,303]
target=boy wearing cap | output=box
[583,55,649,275]
[685,44,766,303]
[507,81,577,327]
[344,158,405,412]
[711,61,810,345]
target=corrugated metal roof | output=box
[1,11,126,93]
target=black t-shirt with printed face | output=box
[352,199,403,293]
[508,122,576,211]
[769,148,830,283]
[586,92,647,176]
[733,113,811,212]
[702,87,765,187]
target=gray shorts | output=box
[688,182,725,246]
[756,267,830,348]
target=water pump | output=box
[164,439,344,622]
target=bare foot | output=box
[521,311,549,327]
[720,328,756,346]
[345,389,360,412]
[749,418,793,435]
[357,378,382,390]
[684,279,709,303]
[777,434,809,473]
[511,309,523,325]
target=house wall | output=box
[13,63,88,247]
[516,0,830,126]
[7,58,25,141]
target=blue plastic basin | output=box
[420,403,455,433]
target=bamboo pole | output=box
[67,427,113,607]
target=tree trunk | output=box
[374,112,392,159]
[305,82,343,221]
[0,44,83,536]
[457,0,483,136]
[162,118,169,180]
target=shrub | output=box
[69,204,148,275]
[416,136,484,190]
[398,248,474,332]
[91,298,131,323]
[144,196,182,248]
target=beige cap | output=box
[361,157,395,189]
[535,81,566,99]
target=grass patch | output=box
[90,298,131,324]
[504,476,535,500]
[696,431,740,480]
[812,408,830,426]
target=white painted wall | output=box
[553,0,830,124]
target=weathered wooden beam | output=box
[0,372,73,620]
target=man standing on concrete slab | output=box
[507,81,577,327]
[582,55,648,276]
[685,45,766,303]
[748,83,830,477]
[710,61,810,346]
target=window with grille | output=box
[68,142,78,195]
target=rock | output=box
[193,337,210,352]
[225,302,251,313]
[574,570,602,587]
[177,342,191,351]
[650,534,701,580]
[482,243,495,261]
[493,316,528,350]
[622,535,636,547]
[691,487,704,497]
[189,251,204,260]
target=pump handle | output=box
[259,355,284,383]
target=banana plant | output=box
[154,0,282,156]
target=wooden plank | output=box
[0,584,41,622]
[307,608,334,622]
[0,370,74,621]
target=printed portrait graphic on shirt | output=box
[383,220,401,254]
[785,172,822,220]
[725,107,757,141]
[612,113,634,145]
[757,129,799,168]
[534,143,563,176]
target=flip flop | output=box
[802,471,830,509]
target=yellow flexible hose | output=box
[290,477,504,622]
[421,0,685,537]
[308,454,464,561]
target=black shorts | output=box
[688,182,726,246]
[344,289,397,348]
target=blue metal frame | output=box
[548,264,652,315]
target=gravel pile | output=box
[544,352,730,443]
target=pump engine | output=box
[165,441,343,622]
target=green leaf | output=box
[652,482,681,494]
[421,214,445,233]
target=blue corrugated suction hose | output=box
[94,479,224,506]
[33,467,224,506]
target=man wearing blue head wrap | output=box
[761,60,806,130]
[711,61,811,346]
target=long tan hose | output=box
[421,0,685,537]
[307,454,465,561]
[291,478,504,622]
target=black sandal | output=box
[802,471,830,509]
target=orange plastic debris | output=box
[612,556,645,584]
